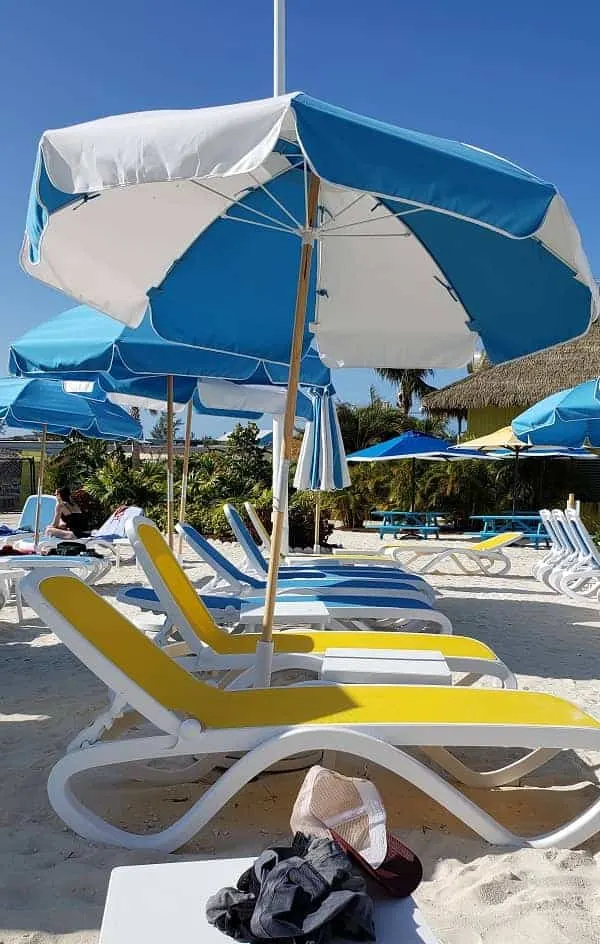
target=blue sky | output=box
[1,0,598,437]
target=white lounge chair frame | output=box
[119,523,452,636]
[383,534,522,576]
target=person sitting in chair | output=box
[45,486,89,539]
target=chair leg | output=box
[421,746,561,787]
[47,725,600,852]
[14,579,24,623]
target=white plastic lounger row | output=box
[535,508,600,605]
[121,516,514,689]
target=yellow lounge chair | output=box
[381,531,524,575]
[23,568,600,852]
[128,516,516,689]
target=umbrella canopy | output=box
[9,305,331,387]
[512,380,600,447]
[0,377,142,440]
[451,426,592,457]
[22,95,596,369]
[293,387,350,553]
[348,431,460,461]
[455,426,524,451]
[347,430,492,513]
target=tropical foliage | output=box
[150,410,184,443]
[43,399,580,543]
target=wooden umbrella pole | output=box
[313,491,321,554]
[166,375,174,549]
[33,423,47,548]
[259,173,320,675]
[177,399,193,558]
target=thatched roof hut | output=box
[423,322,600,419]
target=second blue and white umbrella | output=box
[294,387,350,552]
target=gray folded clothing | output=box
[206,832,375,943]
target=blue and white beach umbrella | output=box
[10,306,326,545]
[513,380,600,447]
[293,387,350,552]
[21,91,597,671]
[0,377,142,544]
[22,96,596,369]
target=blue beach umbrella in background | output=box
[513,380,600,447]
[0,377,142,544]
[293,386,350,552]
[21,93,597,680]
[348,430,490,512]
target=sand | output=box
[2,525,600,943]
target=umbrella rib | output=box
[247,172,303,228]
[319,232,412,238]
[320,207,424,235]
[189,178,298,233]
[221,215,299,236]
[317,192,368,228]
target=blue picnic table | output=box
[471,513,549,548]
[367,510,450,540]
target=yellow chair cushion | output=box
[40,575,600,735]
[471,532,523,552]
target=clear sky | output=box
[1,0,598,437]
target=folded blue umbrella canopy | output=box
[293,386,350,552]
[513,380,600,447]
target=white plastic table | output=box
[99,858,440,944]
[321,648,452,686]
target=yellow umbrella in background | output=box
[461,426,525,451]
[455,426,592,512]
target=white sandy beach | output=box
[2,526,600,943]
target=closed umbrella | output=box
[21,94,596,683]
[0,378,142,545]
[293,386,350,552]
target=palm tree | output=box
[336,388,405,453]
[375,368,436,415]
